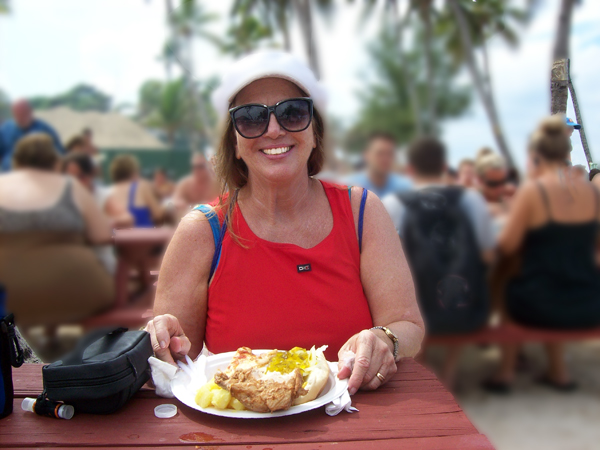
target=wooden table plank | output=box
[2,397,477,447]
[113,227,174,246]
[3,359,489,449]
[14,434,494,449]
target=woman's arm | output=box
[148,210,214,364]
[71,177,112,245]
[339,188,425,393]
[497,182,535,255]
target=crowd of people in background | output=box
[0,96,599,392]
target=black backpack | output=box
[398,187,489,335]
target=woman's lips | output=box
[260,145,293,157]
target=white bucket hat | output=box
[211,50,327,119]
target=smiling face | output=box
[232,78,316,186]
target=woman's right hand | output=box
[145,314,191,366]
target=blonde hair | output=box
[213,108,326,243]
[529,115,571,162]
[12,133,59,170]
[475,152,506,176]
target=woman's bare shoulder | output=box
[172,208,217,249]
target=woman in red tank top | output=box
[148,51,424,395]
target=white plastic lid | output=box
[57,404,75,420]
[154,403,177,419]
[21,397,36,412]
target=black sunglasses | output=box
[229,97,314,139]
[483,177,508,188]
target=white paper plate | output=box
[171,350,347,418]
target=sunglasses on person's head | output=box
[229,97,314,139]
[483,177,507,188]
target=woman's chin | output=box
[253,165,307,185]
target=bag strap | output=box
[348,186,368,253]
[194,204,226,280]
[1,314,24,368]
[61,327,128,366]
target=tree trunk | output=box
[165,0,175,81]
[278,7,291,51]
[422,1,437,136]
[551,0,576,115]
[447,0,515,169]
[294,0,321,79]
[392,0,423,136]
[481,37,493,99]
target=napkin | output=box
[148,356,178,398]
[150,354,207,398]
[325,350,359,416]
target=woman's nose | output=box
[264,112,285,138]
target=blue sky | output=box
[0,0,597,170]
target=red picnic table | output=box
[112,227,174,307]
[2,360,494,449]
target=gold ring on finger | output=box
[376,372,385,383]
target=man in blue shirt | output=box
[344,132,412,198]
[0,99,65,171]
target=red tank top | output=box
[204,180,373,361]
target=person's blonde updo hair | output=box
[12,133,60,171]
[476,147,494,161]
[475,151,506,177]
[529,115,571,162]
[213,99,326,241]
[109,154,140,183]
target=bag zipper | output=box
[45,366,133,388]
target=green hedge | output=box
[99,149,192,183]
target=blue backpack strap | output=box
[358,188,368,253]
[194,204,225,280]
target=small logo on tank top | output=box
[297,264,311,273]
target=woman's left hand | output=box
[337,329,397,395]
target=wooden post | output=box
[551,58,569,115]
[567,59,595,169]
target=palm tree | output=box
[167,0,219,148]
[350,0,438,135]
[231,0,334,79]
[444,0,534,168]
[141,79,187,147]
[348,25,471,151]
[551,0,580,115]
[231,0,292,51]
[218,15,273,57]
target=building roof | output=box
[35,106,167,150]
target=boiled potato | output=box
[195,384,213,409]
[211,388,231,410]
[230,397,245,411]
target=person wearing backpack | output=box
[382,137,495,388]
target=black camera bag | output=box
[42,327,152,414]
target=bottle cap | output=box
[21,397,36,412]
[154,403,177,419]
[57,404,75,420]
